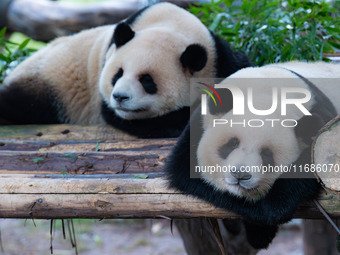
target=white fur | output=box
[198,61,340,200]
[5,3,216,123]
[98,3,216,120]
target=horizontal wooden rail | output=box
[0,173,337,219]
[0,124,338,219]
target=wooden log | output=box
[0,124,134,141]
[303,219,339,255]
[312,116,340,193]
[0,146,172,174]
[0,137,175,174]
[0,175,233,219]
[5,0,210,42]
[0,125,175,174]
[0,173,335,219]
[0,124,338,220]
[174,219,257,255]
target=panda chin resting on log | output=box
[0,2,250,138]
[166,61,340,249]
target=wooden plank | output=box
[0,137,176,174]
[0,124,338,220]
[0,175,335,219]
[0,193,233,219]
[0,139,176,152]
[0,124,133,141]
[0,177,171,194]
[0,150,167,174]
[6,0,210,42]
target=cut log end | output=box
[312,116,340,193]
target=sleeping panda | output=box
[166,61,340,249]
[0,3,250,138]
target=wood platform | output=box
[0,124,338,219]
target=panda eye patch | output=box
[261,148,274,166]
[112,68,123,86]
[139,74,157,94]
[218,137,239,159]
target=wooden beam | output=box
[5,0,210,41]
[0,124,133,141]
[0,124,338,220]
[0,174,335,219]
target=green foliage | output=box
[190,0,340,66]
[61,153,79,159]
[32,157,45,163]
[0,28,38,83]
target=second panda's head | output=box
[196,69,324,201]
[197,114,302,200]
[99,22,210,120]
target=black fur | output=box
[112,22,135,48]
[0,3,252,139]
[112,68,123,86]
[288,70,337,144]
[295,114,325,145]
[260,148,275,166]
[218,138,239,159]
[108,5,150,49]
[125,6,150,25]
[165,119,321,248]
[139,74,157,94]
[210,32,252,77]
[165,66,339,248]
[101,101,190,138]
[244,222,278,249]
[0,80,63,124]
[180,44,208,74]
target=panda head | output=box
[197,114,302,200]
[99,22,208,120]
[196,71,323,201]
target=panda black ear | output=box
[180,44,208,74]
[295,114,324,145]
[112,22,135,48]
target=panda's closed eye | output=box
[112,68,123,86]
[139,74,157,94]
[218,137,240,159]
[261,148,274,166]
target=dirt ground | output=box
[0,219,303,255]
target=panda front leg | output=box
[243,221,279,249]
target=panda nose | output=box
[231,169,252,181]
[113,93,130,103]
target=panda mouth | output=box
[226,178,258,190]
[239,182,258,190]
[115,107,148,113]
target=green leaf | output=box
[18,39,30,50]
[94,142,99,152]
[0,28,6,38]
[60,153,78,159]
[329,41,340,50]
[0,54,9,62]
[130,174,149,179]
[33,157,45,163]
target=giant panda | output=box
[165,61,340,249]
[0,3,251,138]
